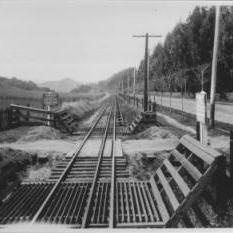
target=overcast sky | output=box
[0,0,222,84]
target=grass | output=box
[126,151,169,180]
[0,146,65,201]
[0,85,105,110]
[60,91,105,101]
[0,148,37,201]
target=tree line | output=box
[104,6,233,99]
[0,76,50,92]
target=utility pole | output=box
[210,6,221,128]
[133,33,162,112]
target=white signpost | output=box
[43,92,59,107]
[196,91,208,145]
[43,92,59,126]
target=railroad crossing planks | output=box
[151,135,223,227]
[0,135,223,228]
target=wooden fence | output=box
[0,108,13,130]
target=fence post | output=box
[1,109,7,130]
[152,102,156,112]
[148,100,151,111]
[8,107,13,128]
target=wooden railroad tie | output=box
[0,135,225,227]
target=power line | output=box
[133,33,162,111]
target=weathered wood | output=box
[128,181,136,223]
[136,182,148,222]
[150,178,169,223]
[130,181,141,222]
[172,149,202,181]
[81,108,113,228]
[141,182,154,221]
[18,112,54,122]
[156,169,179,211]
[182,135,221,159]
[10,104,54,114]
[124,182,130,222]
[166,161,220,227]
[144,182,160,221]
[180,136,214,164]
[163,159,190,197]
[109,155,116,227]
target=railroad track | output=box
[0,95,222,229]
[0,96,130,227]
[73,96,128,136]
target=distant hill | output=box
[97,68,136,92]
[40,78,80,93]
[0,76,50,98]
[0,76,49,92]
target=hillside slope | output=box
[0,76,50,98]
[40,78,80,93]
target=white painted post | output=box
[196,91,208,145]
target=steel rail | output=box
[81,102,113,228]
[30,102,110,224]
[109,96,117,227]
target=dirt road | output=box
[148,95,233,125]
